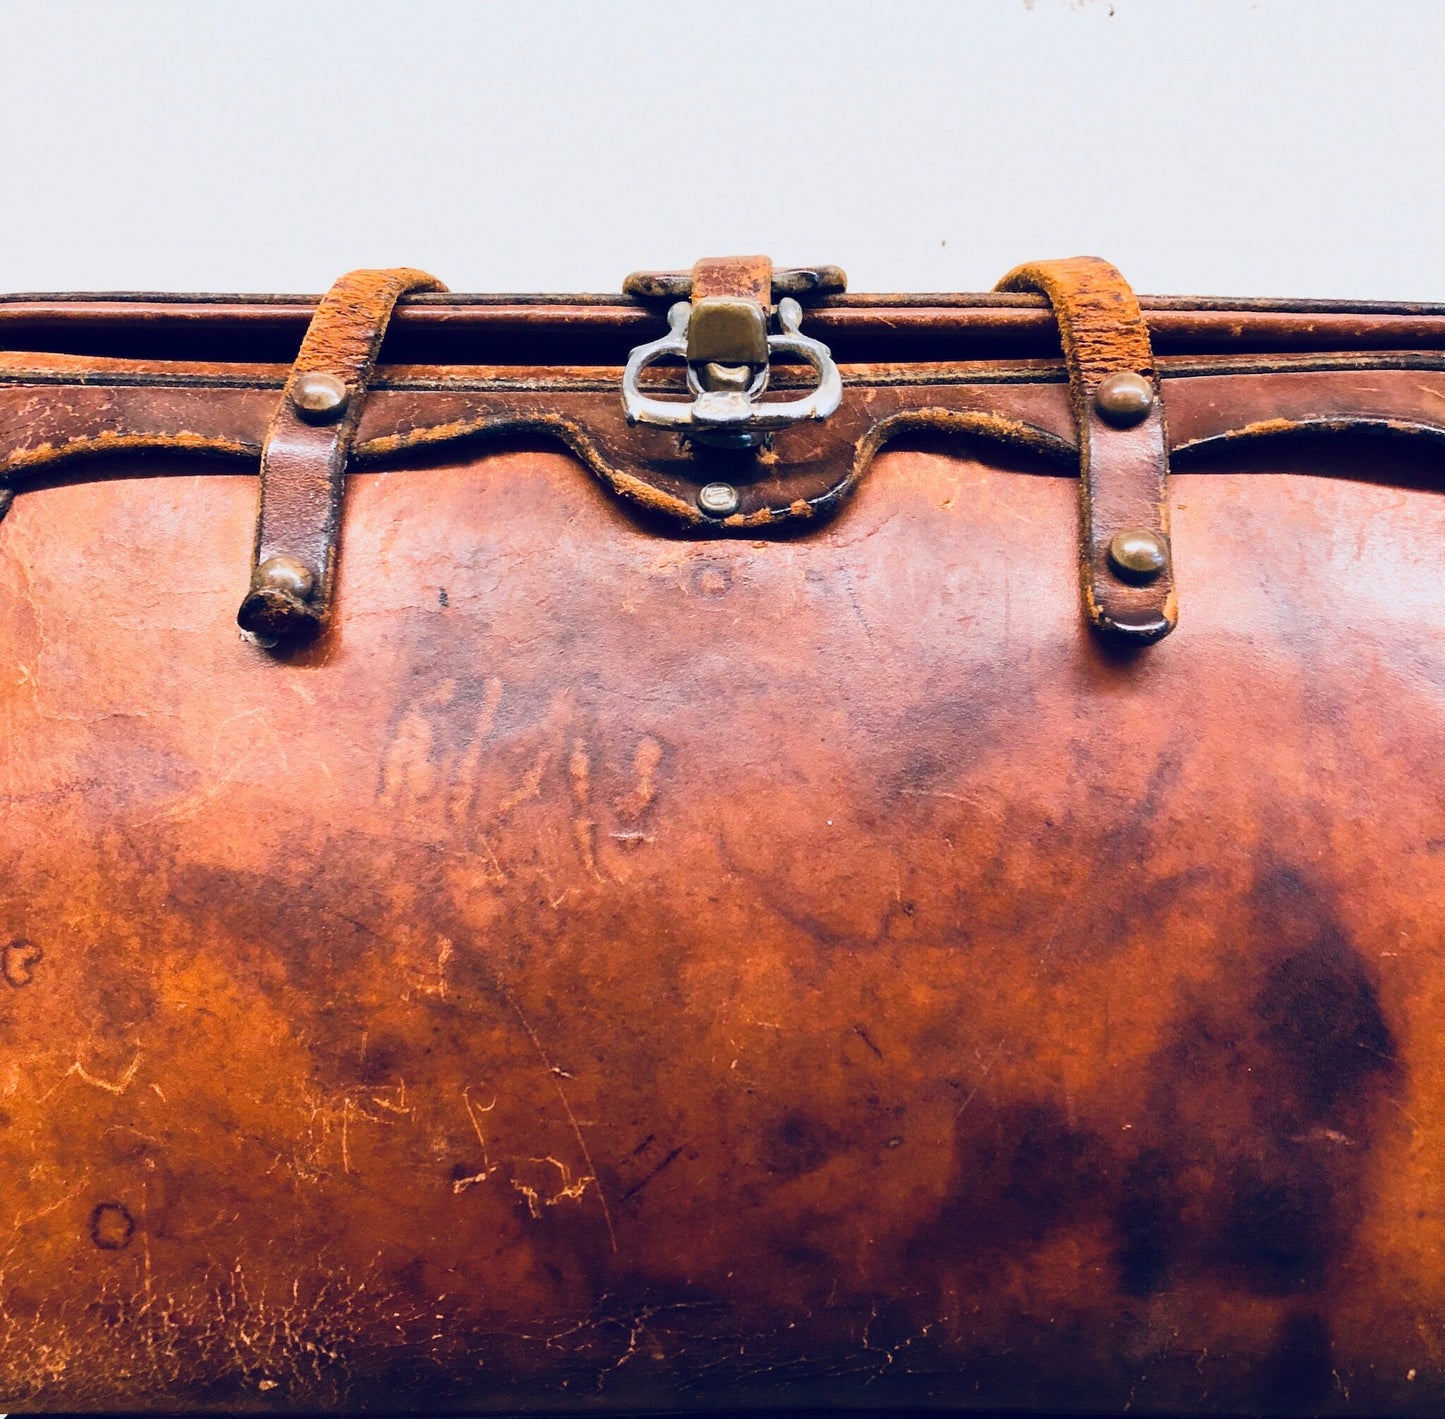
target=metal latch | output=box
[621,257,844,449]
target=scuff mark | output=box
[47,1051,143,1099]
[569,739,602,879]
[497,749,548,817]
[452,1088,500,1193]
[615,737,663,822]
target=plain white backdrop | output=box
[2,0,1442,299]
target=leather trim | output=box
[6,370,1445,532]
[997,257,1176,644]
[236,268,446,641]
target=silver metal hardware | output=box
[697,482,741,517]
[621,297,843,449]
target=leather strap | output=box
[996,257,1176,644]
[237,267,446,640]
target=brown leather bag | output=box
[1,254,1441,1415]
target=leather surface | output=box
[0,429,1443,1414]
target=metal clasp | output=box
[621,296,842,449]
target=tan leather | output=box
[689,253,773,306]
[1,264,1445,1413]
[237,267,445,640]
[998,257,1176,641]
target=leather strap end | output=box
[237,582,324,641]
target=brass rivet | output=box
[698,482,740,517]
[291,371,350,422]
[1094,371,1155,427]
[257,554,316,600]
[1107,528,1169,583]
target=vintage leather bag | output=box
[1,254,1442,1415]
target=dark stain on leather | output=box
[357,1031,411,1086]
[762,1112,836,1178]
[883,851,1399,1401]
[1222,1158,1339,1295]
[1,939,42,987]
[1114,1146,1181,1297]
[1111,863,1399,1303]
[910,1099,1102,1267]
[1257,1308,1336,1409]
[870,659,1042,801]
[169,858,374,997]
[89,1201,135,1251]
[1252,872,1397,1119]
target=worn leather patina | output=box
[0,260,1444,1414]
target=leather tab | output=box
[996,257,1176,644]
[237,267,446,641]
[690,255,774,308]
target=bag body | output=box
[1,259,1443,1414]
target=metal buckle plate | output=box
[621,296,843,449]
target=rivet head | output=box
[256,554,316,600]
[1107,528,1169,583]
[291,371,350,422]
[1094,371,1155,427]
[698,482,740,517]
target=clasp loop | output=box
[621,296,842,449]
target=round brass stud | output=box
[291,371,350,422]
[1094,371,1155,427]
[1107,528,1169,583]
[256,554,316,600]
[698,482,740,517]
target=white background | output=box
[2,0,1442,300]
